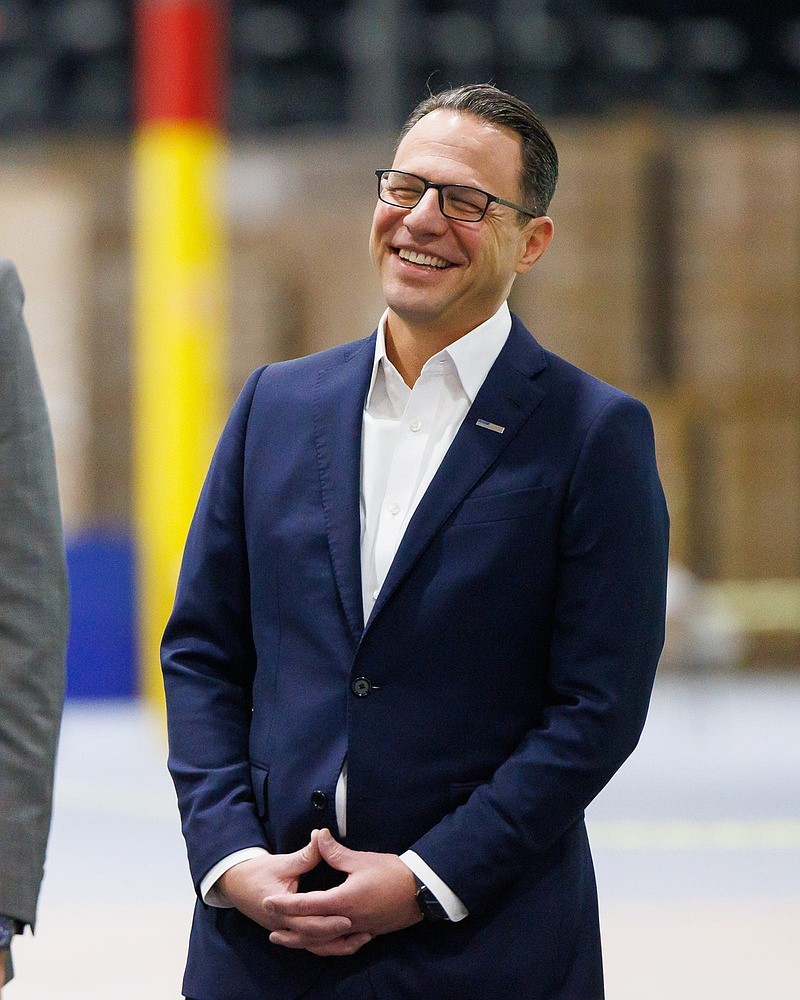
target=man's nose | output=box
[404,187,449,233]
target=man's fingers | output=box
[307,932,373,957]
[264,887,345,919]
[316,828,360,872]
[281,834,323,877]
[269,930,372,956]
[267,913,352,940]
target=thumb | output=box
[282,832,322,877]
[317,828,360,873]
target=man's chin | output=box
[385,298,449,334]
[382,278,454,318]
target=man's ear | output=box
[516,216,554,274]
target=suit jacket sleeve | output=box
[0,261,68,928]
[410,393,669,913]
[162,368,268,891]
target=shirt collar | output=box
[365,302,511,410]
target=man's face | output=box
[370,109,552,346]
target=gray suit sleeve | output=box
[0,260,68,928]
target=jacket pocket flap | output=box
[454,486,550,524]
[449,779,485,808]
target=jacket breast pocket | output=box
[249,763,270,819]
[451,485,551,525]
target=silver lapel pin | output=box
[476,418,505,434]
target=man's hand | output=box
[217,832,355,948]
[264,828,422,957]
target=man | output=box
[163,84,669,1000]
[0,260,68,992]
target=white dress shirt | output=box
[201,303,512,920]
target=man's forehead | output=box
[399,109,513,150]
[393,109,523,176]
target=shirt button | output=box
[388,502,400,516]
[311,790,327,809]
[372,589,379,600]
[410,419,422,432]
[352,677,373,697]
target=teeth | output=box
[398,249,450,269]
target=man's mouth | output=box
[396,248,453,269]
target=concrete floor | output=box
[8,672,800,999]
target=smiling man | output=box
[163,84,669,1000]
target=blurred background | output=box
[3,0,799,997]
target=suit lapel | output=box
[313,334,376,644]
[366,318,548,630]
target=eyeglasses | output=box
[375,169,537,223]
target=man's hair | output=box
[400,83,559,218]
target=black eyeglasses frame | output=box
[375,169,538,222]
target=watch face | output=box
[416,885,449,922]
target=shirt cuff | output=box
[200,847,270,907]
[400,850,469,922]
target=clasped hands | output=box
[217,828,422,957]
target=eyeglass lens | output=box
[379,171,489,221]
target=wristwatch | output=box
[412,875,450,922]
[0,915,19,950]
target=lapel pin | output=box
[476,418,505,434]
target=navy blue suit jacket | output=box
[162,314,669,1000]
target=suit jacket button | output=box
[311,790,327,809]
[351,677,372,697]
